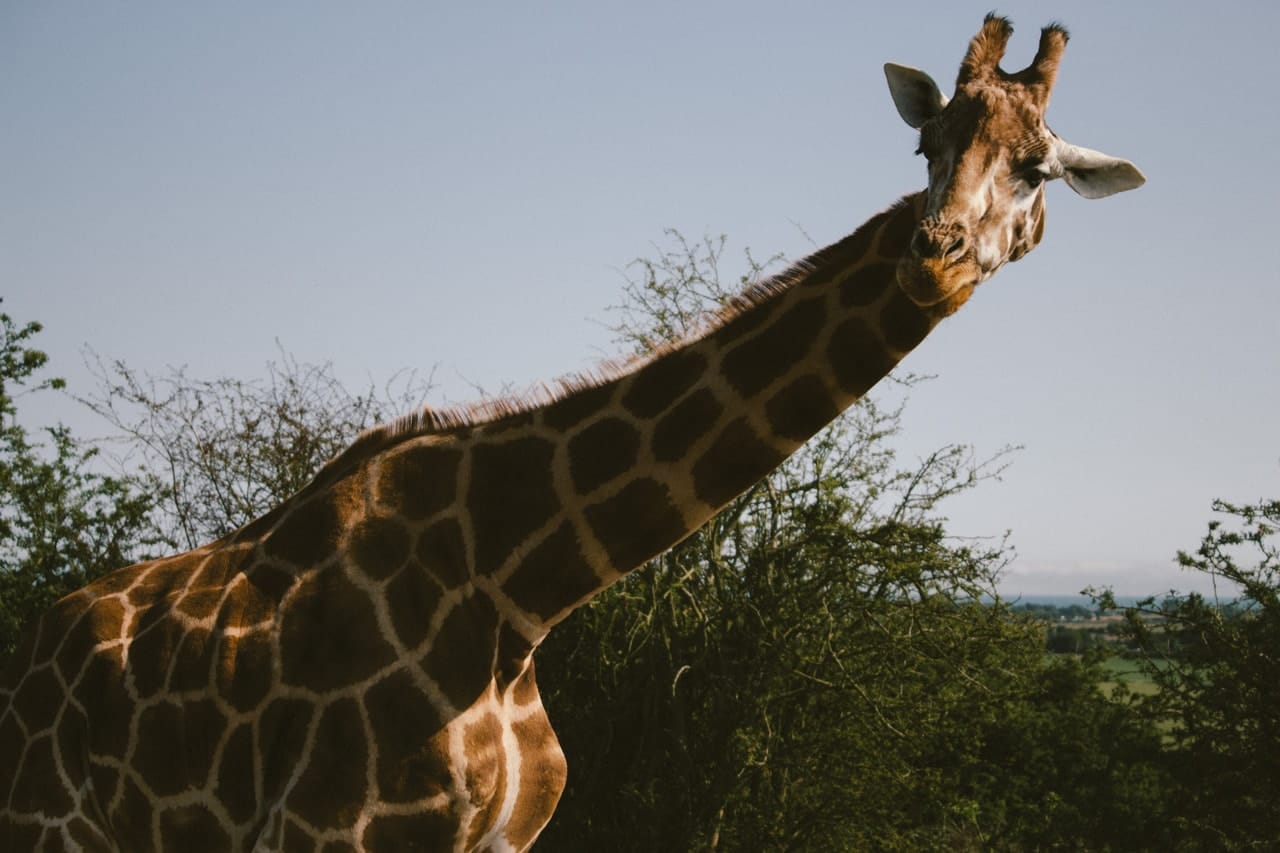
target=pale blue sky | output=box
[3,2,1277,596]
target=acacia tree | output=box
[0,306,159,668]
[1099,498,1280,850]
[80,350,433,549]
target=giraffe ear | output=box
[1055,140,1147,199]
[884,63,949,128]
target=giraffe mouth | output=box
[895,255,980,307]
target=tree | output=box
[967,651,1173,851]
[80,349,433,549]
[1098,498,1280,850]
[0,305,159,668]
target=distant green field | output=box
[1097,656,1161,697]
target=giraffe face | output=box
[884,16,1145,308]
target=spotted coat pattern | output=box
[0,193,970,851]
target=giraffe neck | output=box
[370,191,954,640]
[0,190,959,852]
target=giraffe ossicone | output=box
[1,16,1142,852]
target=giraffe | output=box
[0,16,1142,852]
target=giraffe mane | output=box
[311,254,813,481]
[307,193,917,487]
[390,268,800,433]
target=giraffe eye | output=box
[1021,167,1047,188]
[1018,159,1050,187]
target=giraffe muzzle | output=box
[896,226,980,307]
[911,224,969,264]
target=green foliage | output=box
[1099,498,1280,850]
[968,653,1173,850]
[0,305,160,668]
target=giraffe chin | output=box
[895,256,979,309]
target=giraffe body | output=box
[1,17,1142,851]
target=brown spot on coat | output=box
[287,698,368,830]
[584,478,687,572]
[109,775,153,853]
[468,437,557,576]
[496,621,534,687]
[721,297,825,398]
[692,418,787,508]
[216,631,274,712]
[350,515,412,581]
[215,723,257,824]
[363,812,459,851]
[878,196,922,256]
[421,595,498,711]
[826,317,898,397]
[124,561,188,609]
[801,211,890,288]
[263,494,343,569]
[180,699,225,787]
[0,712,25,795]
[167,626,215,693]
[385,564,444,650]
[540,383,614,430]
[54,704,86,784]
[377,442,462,520]
[364,669,450,802]
[416,518,469,588]
[175,587,222,622]
[279,570,398,693]
[1,822,40,853]
[568,417,641,495]
[283,820,313,851]
[244,562,296,604]
[766,374,840,442]
[503,522,598,622]
[481,411,534,437]
[55,596,125,686]
[880,289,933,353]
[652,389,723,463]
[11,665,62,733]
[620,351,707,418]
[131,701,190,796]
[222,572,280,629]
[510,659,542,706]
[77,646,130,760]
[126,610,183,699]
[8,734,72,816]
[840,262,895,307]
[158,803,231,853]
[67,817,105,850]
[258,698,314,805]
[710,298,778,348]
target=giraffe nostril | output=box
[912,224,969,263]
[911,229,930,258]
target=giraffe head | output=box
[884,15,1145,308]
